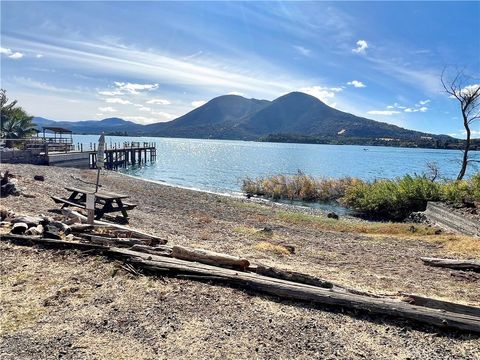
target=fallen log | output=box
[130,244,173,256]
[250,265,333,289]
[124,253,480,333]
[11,215,43,226]
[171,245,250,270]
[83,234,150,247]
[420,257,480,272]
[1,238,479,333]
[1,234,109,252]
[69,224,95,233]
[61,209,167,244]
[400,293,480,318]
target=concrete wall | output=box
[47,152,90,168]
[0,150,48,165]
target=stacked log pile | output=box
[1,210,479,333]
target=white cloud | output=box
[347,80,366,88]
[13,76,81,93]
[138,106,152,112]
[36,54,44,58]
[367,110,400,116]
[113,81,159,95]
[105,98,130,105]
[146,98,171,105]
[123,115,159,124]
[152,111,175,120]
[298,86,342,106]
[9,52,24,59]
[191,100,207,108]
[6,34,293,98]
[227,91,245,96]
[98,106,116,113]
[98,90,122,96]
[293,45,311,57]
[352,40,368,54]
[459,84,480,97]
[418,99,430,105]
[0,47,13,55]
[403,106,428,112]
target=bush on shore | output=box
[242,173,480,221]
[242,172,362,202]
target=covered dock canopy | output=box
[42,127,73,144]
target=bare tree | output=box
[441,69,480,180]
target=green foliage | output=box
[0,89,36,147]
[243,172,480,221]
[341,174,480,220]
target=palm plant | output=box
[1,89,36,148]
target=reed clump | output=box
[242,172,480,221]
[242,172,362,202]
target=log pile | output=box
[0,171,21,197]
[420,257,480,272]
[1,211,480,333]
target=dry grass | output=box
[253,241,292,256]
[233,225,275,239]
[242,173,361,202]
[277,211,439,236]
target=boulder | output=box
[25,224,44,236]
[44,225,62,240]
[327,212,339,220]
[34,175,45,181]
[11,222,28,235]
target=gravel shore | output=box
[1,164,479,359]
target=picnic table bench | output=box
[51,186,137,221]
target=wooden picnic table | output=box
[51,186,137,221]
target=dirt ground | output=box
[1,164,479,359]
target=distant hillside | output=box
[33,92,464,149]
[33,117,146,135]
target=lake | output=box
[73,135,478,195]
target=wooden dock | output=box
[85,141,157,170]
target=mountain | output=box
[32,92,462,148]
[145,95,270,138]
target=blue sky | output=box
[1,1,479,138]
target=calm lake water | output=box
[73,135,478,196]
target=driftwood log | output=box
[171,245,250,270]
[130,244,173,256]
[1,234,109,252]
[108,248,480,333]
[2,235,480,333]
[400,293,480,318]
[420,257,480,272]
[83,234,151,247]
[62,209,167,244]
[250,265,333,289]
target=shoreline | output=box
[1,163,479,358]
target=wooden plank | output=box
[61,209,167,244]
[420,257,480,272]
[111,249,480,333]
[1,234,109,252]
[171,245,250,270]
[251,265,333,289]
[400,293,480,318]
[51,196,86,209]
[65,186,129,200]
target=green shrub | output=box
[242,172,480,221]
[341,175,442,220]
